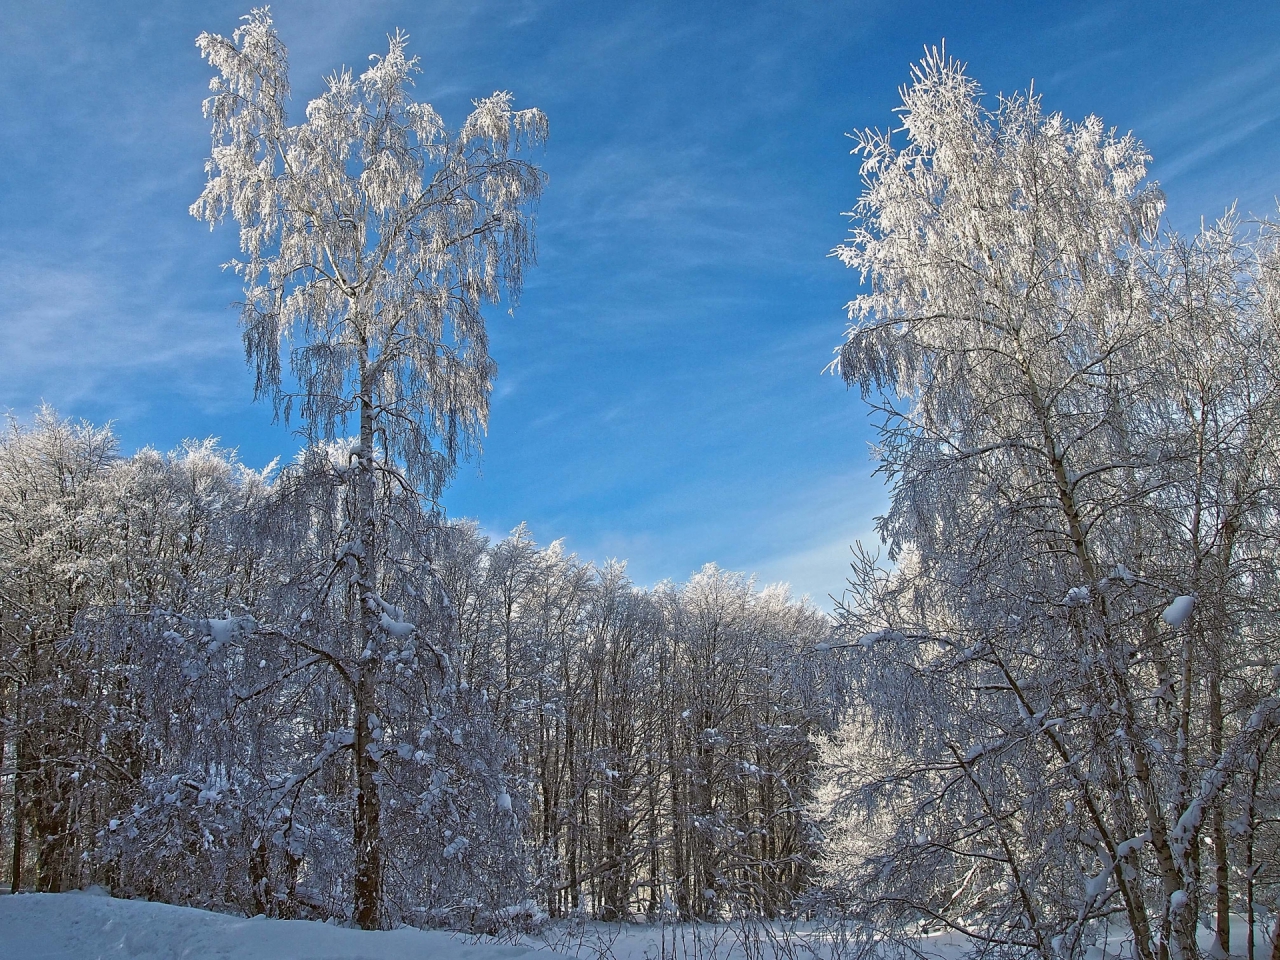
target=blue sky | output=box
[2,1,1277,607]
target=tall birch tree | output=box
[191,8,546,928]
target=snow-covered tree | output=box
[0,410,120,892]
[0,413,274,899]
[191,8,546,928]
[817,47,1280,960]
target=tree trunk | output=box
[9,723,23,894]
[351,328,383,931]
[352,660,382,929]
[1210,667,1229,958]
[249,832,271,916]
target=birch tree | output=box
[191,8,546,929]
[818,47,1280,960]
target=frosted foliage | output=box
[837,51,1163,493]
[818,47,1280,960]
[0,412,275,899]
[1161,596,1194,629]
[431,528,840,923]
[192,8,547,497]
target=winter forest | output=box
[2,8,1279,960]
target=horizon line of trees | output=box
[0,410,839,927]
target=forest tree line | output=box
[0,414,838,926]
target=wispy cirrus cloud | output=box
[0,254,248,422]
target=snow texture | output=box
[0,892,553,960]
[1161,595,1195,628]
[1062,586,1091,607]
[379,611,416,637]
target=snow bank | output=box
[0,891,553,960]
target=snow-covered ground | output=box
[0,891,553,960]
[1,892,1272,960]
[0,893,907,960]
